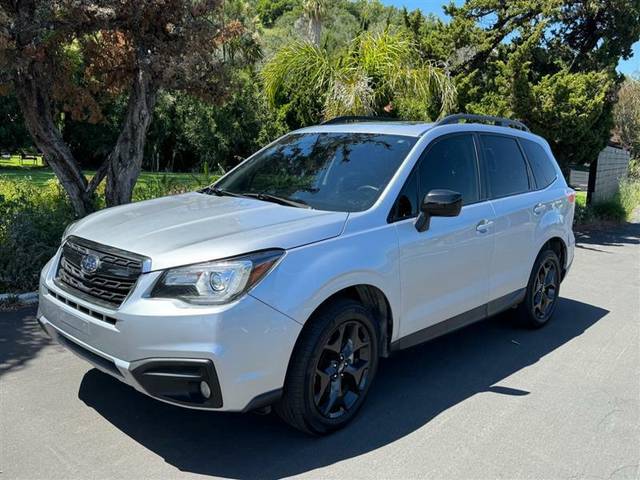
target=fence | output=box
[569,167,589,190]
[568,144,631,204]
[587,145,631,204]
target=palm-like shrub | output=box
[262,30,456,123]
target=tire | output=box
[518,248,561,328]
[276,298,379,435]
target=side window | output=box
[418,134,479,205]
[391,169,419,220]
[521,139,558,189]
[480,135,530,198]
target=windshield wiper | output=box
[201,187,247,198]
[242,192,311,209]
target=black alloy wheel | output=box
[312,320,372,419]
[532,257,559,320]
[519,248,561,328]
[276,298,379,435]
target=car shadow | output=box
[575,222,640,248]
[0,306,50,378]
[78,298,607,479]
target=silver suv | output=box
[38,114,576,434]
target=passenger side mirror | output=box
[415,189,463,232]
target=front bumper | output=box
[38,255,302,412]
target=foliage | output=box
[0,178,75,292]
[590,199,628,223]
[614,76,640,159]
[145,75,285,172]
[262,30,456,127]
[0,0,258,215]
[618,179,640,218]
[526,70,614,169]
[628,158,640,181]
[437,0,640,171]
[574,180,640,225]
[0,94,32,153]
[256,0,301,27]
[1,0,639,216]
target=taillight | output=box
[566,190,575,203]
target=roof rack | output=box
[434,114,530,132]
[321,115,396,125]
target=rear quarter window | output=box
[521,139,558,189]
[480,135,530,199]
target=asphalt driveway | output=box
[1,223,639,479]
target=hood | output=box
[67,192,348,271]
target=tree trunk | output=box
[13,67,95,217]
[105,60,157,207]
[308,16,322,46]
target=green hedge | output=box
[0,178,74,292]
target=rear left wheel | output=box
[519,248,561,328]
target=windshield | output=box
[213,132,417,212]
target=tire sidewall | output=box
[524,249,561,327]
[302,302,379,434]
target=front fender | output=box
[249,225,401,339]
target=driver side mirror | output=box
[415,189,462,232]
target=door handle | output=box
[476,219,493,233]
[533,203,545,215]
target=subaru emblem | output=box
[81,254,100,274]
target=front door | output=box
[394,133,495,340]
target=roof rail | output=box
[321,115,396,125]
[434,114,530,132]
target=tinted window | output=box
[481,135,530,198]
[392,169,419,220]
[215,133,417,212]
[418,134,479,204]
[521,139,557,188]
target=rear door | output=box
[479,134,539,307]
[394,133,495,340]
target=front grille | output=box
[47,288,117,325]
[55,236,148,309]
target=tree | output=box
[256,0,300,27]
[614,76,640,159]
[303,0,329,46]
[262,30,456,128]
[0,0,255,216]
[429,0,640,170]
[444,0,640,75]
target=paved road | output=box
[1,224,639,480]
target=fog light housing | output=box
[200,380,211,399]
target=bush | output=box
[0,178,75,292]
[573,179,640,226]
[629,158,640,181]
[590,199,627,222]
[618,179,640,217]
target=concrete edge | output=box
[0,291,38,305]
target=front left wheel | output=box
[276,298,379,435]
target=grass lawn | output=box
[0,156,208,188]
[575,190,587,207]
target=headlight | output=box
[150,250,284,305]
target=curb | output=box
[0,291,38,305]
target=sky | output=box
[381,0,639,77]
